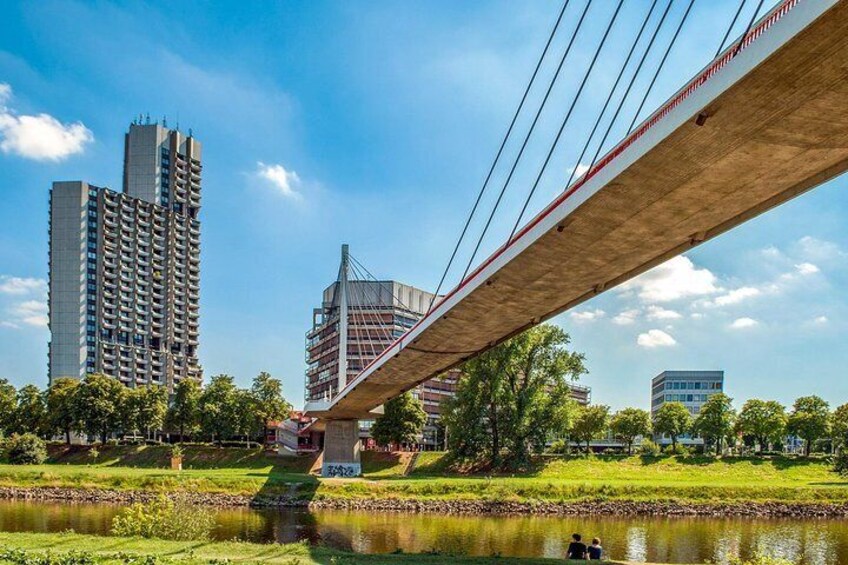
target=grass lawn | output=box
[0,531,622,564]
[0,445,844,505]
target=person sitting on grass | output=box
[587,538,603,560]
[566,533,588,560]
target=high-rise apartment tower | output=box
[48,122,202,389]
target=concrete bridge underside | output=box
[306,0,848,441]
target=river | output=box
[1,500,847,564]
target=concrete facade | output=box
[48,123,202,389]
[307,0,848,420]
[322,419,361,477]
[651,370,725,446]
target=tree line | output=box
[426,323,848,470]
[0,372,290,445]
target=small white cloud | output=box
[0,276,47,295]
[794,262,819,275]
[0,84,93,161]
[10,299,48,328]
[612,309,639,325]
[730,317,758,329]
[761,246,782,259]
[256,161,302,199]
[812,315,828,324]
[618,256,720,303]
[646,305,682,320]
[704,286,761,308]
[691,312,705,319]
[0,321,19,329]
[570,308,605,322]
[637,329,677,348]
[797,236,845,262]
[568,163,590,180]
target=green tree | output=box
[234,388,260,446]
[693,393,736,456]
[0,379,16,435]
[370,391,427,448]
[198,375,239,444]
[135,386,168,441]
[13,384,46,437]
[787,395,831,456]
[75,373,127,444]
[442,324,587,468]
[166,379,201,442]
[250,372,290,444]
[46,378,81,444]
[831,403,848,453]
[653,402,692,451]
[571,404,610,453]
[610,407,652,455]
[736,399,787,453]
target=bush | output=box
[639,439,660,456]
[547,439,569,454]
[4,433,47,465]
[664,443,690,456]
[730,556,792,565]
[111,495,216,540]
[833,450,848,477]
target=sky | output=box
[1,0,846,412]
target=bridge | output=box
[305,0,848,476]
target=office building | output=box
[48,121,202,389]
[650,370,724,445]
[305,245,457,448]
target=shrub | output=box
[833,450,848,477]
[665,443,690,456]
[0,548,97,565]
[111,495,216,540]
[547,439,569,454]
[4,433,47,465]
[169,444,184,458]
[639,439,660,456]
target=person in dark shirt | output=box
[587,538,603,560]
[566,533,588,560]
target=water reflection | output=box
[0,500,847,564]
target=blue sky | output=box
[1,0,846,411]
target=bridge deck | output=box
[307,0,848,419]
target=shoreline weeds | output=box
[1,485,847,518]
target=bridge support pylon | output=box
[321,419,361,477]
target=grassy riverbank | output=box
[0,531,614,564]
[0,445,845,505]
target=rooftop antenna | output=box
[163,115,168,128]
[175,111,180,132]
[188,127,193,138]
[145,113,150,125]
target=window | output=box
[695,382,701,390]
[687,394,693,402]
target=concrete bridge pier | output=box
[321,419,361,477]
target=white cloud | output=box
[618,256,720,303]
[612,309,639,325]
[637,329,677,348]
[730,317,758,329]
[646,305,682,320]
[794,262,819,276]
[690,312,705,319]
[704,286,761,308]
[0,276,47,295]
[11,300,48,327]
[256,161,302,199]
[570,308,605,322]
[10,299,48,327]
[0,321,19,329]
[0,83,93,161]
[796,236,845,262]
[812,315,828,325]
[568,163,590,180]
